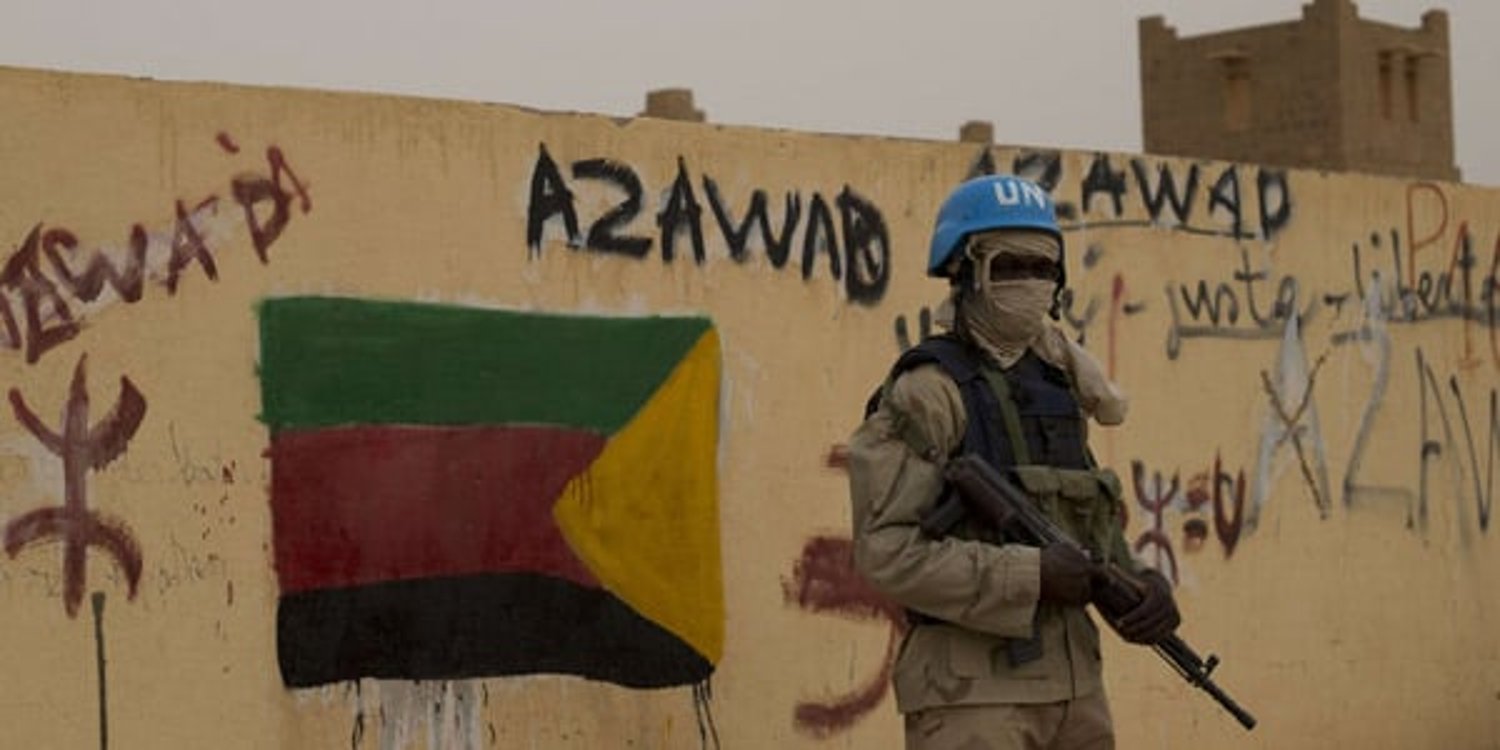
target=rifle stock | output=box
[942,454,1257,731]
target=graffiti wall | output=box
[1,65,1498,749]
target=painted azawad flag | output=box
[258,297,723,689]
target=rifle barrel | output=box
[1154,637,1257,730]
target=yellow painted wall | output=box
[2,65,1498,749]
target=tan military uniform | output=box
[848,361,1137,750]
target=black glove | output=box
[1038,542,1094,606]
[1111,569,1180,645]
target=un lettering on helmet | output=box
[993,179,1050,211]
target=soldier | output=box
[847,174,1179,750]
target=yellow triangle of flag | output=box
[553,328,724,664]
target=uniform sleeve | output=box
[847,364,1041,639]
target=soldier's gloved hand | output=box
[1112,569,1180,644]
[1038,542,1094,606]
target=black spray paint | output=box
[526,143,892,305]
[1012,150,1295,241]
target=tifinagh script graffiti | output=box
[5,354,146,617]
[526,144,891,305]
[0,135,311,365]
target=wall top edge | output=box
[1,63,1488,192]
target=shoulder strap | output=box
[880,336,1021,467]
[978,368,1032,466]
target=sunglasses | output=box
[986,254,1061,282]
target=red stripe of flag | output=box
[269,425,605,594]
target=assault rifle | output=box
[935,454,1257,731]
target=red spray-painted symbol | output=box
[5,354,146,617]
[783,534,908,737]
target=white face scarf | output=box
[960,279,1054,366]
[957,231,1060,367]
[934,229,1130,425]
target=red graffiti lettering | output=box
[42,225,145,304]
[1211,453,1247,558]
[0,225,82,363]
[165,198,220,293]
[1109,272,1125,379]
[1406,181,1448,286]
[1,138,310,365]
[232,146,311,262]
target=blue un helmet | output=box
[927,174,1065,279]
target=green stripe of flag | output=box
[258,297,712,433]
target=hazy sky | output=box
[3,0,1496,185]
